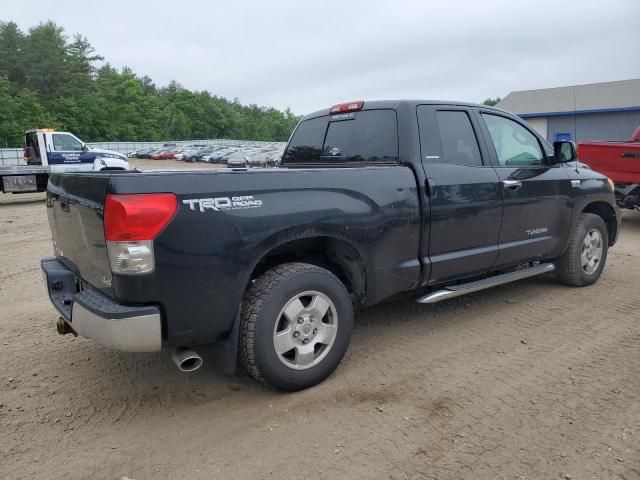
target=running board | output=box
[416,263,555,304]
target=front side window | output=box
[282,110,397,165]
[482,114,543,166]
[52,134,83,151]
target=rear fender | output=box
[248,225,369,300]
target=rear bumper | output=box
[41,257,162,352]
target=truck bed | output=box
[46,167,421,346]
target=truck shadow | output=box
[66,273,563,414]
[621,209,640,233]
[0,192,46,206]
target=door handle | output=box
[502,179,522,191]
[621,152,639,159]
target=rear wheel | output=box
[240,263,353,391]
[556,213,608,286]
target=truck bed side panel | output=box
[108,167,421,346]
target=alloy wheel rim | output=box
[273,291,338,370]
[581,228,603,274]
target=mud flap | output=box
[212,306,242,376]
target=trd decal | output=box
[183,195,263,212]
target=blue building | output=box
[496,79,640,143]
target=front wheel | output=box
[556,213,609,286]
[240,263,353,391]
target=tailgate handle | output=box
[621,152,639,158]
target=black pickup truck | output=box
[41,100,620,390]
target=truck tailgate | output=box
[46,173,114,296]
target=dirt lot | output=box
[1,161,639,480]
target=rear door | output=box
[417,105,503,285]
[476,110,573,267]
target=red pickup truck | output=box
[578,127,640,210]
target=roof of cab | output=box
[302,100,511,120]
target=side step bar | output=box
[416,263,555,304]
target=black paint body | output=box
[45,101,620,348]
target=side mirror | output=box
[553,141,576,163]
[81,144,89,152]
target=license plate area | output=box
[3,175,37,192]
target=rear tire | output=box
[556,213,608,286]
[240,263,353,391]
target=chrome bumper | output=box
[41,257,162,352]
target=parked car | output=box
[152,148,180,160]
[226,151,248,168]
[202,147,232,163]
[183,146,213,162]
[578,126,640,210]
[246,151,279,167]
[41,100,620,392]
[136,148,163,159]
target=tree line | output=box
[0,20,300,148]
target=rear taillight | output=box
[105,194,177,241]
[329,101,364,114]
[104,194,177,275]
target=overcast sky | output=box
[4,0,639,114]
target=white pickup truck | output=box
[0,129,129,194]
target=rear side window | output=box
[435,111,483,166]
[282,117,328,164]
[283,110,397,165]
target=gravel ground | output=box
[1,162,639,480]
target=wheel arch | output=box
[581,201,618,246]
[248,230,368,303]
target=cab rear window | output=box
[282,110,398,165]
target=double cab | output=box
[41,100,620,390]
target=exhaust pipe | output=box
[172,347,203,372]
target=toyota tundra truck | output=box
[41,100,620,390]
